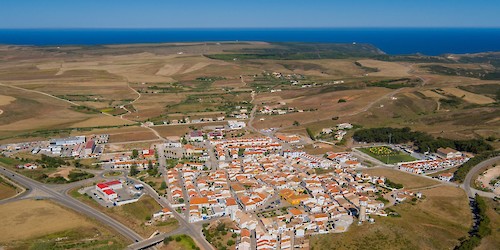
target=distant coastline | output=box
[1,28,500,55]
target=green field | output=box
[358,147,417,164]
[163,234,200,250]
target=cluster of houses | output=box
[159,116,226,125]
[268,72,304,81]
[157,136,390,249]
[321,123,353,141]
[212,137,282,161]
[107,148,157,170]
[276,134,301,144]
[398,155,468,175]
[259,105,303,116]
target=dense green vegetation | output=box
[385,179,404,189]
[358,147,416,164]
[70,105,102,114]
[202,222,237,250]
[453,150,500,183]
[455,195,492,250]
[206,42,382,60]
[164,234,200,250]
[353,127,493,154]
[458,84,500,102]
[372,54,455,63]
[367,78,420,89]
[421,65,500,80]
[354,61,379,73]
[439,96,464,108]
[36,154,68,168]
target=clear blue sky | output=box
[1,0,499,28]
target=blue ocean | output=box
[0,28,499,55]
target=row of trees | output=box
[353,127,493,154]
[453,150,500,182]
[455,195,492,250]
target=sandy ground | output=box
[0,94,16,106]
[48,167,75,180]
[69,116,134,128]
[477,165,500,195]
[0,94,16,116]
[0,200,92,242]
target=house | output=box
[190,197,210,208]
[84,140,96,156]
[142,149,155,159]
[153,208,173,220]
[165,141,182,148]
[321,128,333,134]
[337,123,353,130]
[437,147,462,159]
[228,120,246,130]
[189,131,204,142]
[208,131,224,140]
[17,163,38,169]
[276,134,301,144]
[95,180,123,201]
[438,172,454,182]
[279,189,309,205]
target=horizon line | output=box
[1,26,500,30]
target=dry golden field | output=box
[362,168,439,189]
[0,200,92,242]
[0,42,497,146]
[441,87,496,104]
[356,59,411,77]
[311,185,471,250]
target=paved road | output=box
[0,166,144,243]
[351,147,392,167]
[130,177,214,250]
[462,156,500,198]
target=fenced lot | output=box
[359,146,416,164]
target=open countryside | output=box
[0,1,500,250]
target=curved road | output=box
[462,156,500,198]
[0,166,143,243]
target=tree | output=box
[227,239,235,246]
[293,120,300,126]
[238,148,245,157]
[160,181,167,190]
[148,160,153,170]
[163,236,173,244]
[338,99,347,103]
[130,164,139,176]
[74,159,82,168]
[306,128,315,140]
[132,149,139,159]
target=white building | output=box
[228,120,246,130]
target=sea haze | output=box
[1,28,499,55]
